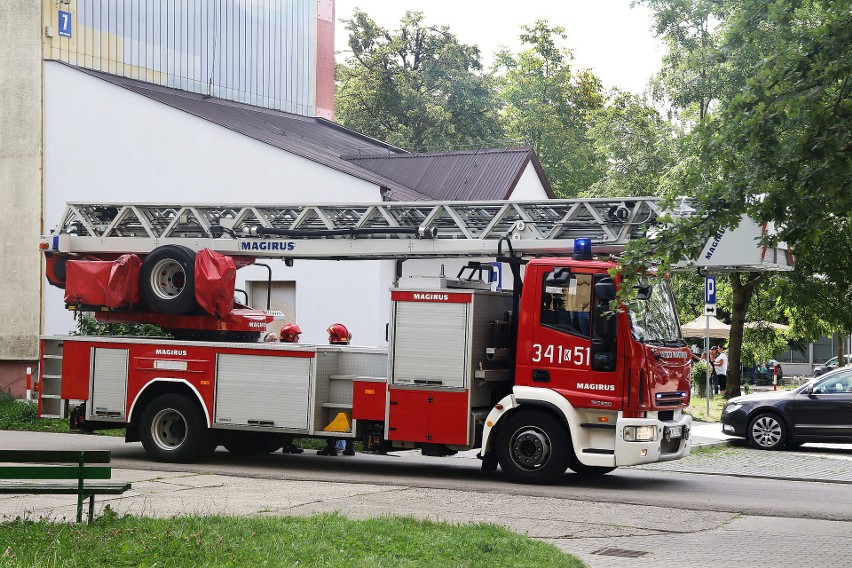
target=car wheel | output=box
[140,393,216,462]
[495,410,570,484]
[139,245,198,314]
[748,412,787,450]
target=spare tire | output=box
[140,245,198,314]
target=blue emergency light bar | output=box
[573,238,592,261]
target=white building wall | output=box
[507,162,549,201]
[43,61,391,345]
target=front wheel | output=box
[140,393,216,462]
[495,410,570,484]
[748,412,787,450]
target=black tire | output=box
[747,412,787,450]
[139,245,198,314]
[222,432,286,455]
[495,410,570,484]
[140,393,216,462]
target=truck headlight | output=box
[623,425,657,442]
[723,403,743,415]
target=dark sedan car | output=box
[722,367,852,450]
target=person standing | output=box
[713,345,729,395]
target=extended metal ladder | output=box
[42,198,792,270]
[44,198,674,258]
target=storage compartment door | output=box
[393,302,468,388]
[215,354,311,430]
[88,348,129,422]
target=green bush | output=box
[691,360,709,398]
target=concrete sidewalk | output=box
[2,429,852,568]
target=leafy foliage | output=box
[0,389,69,433]
[586,91,678,197]
[626,0,852,395]
[494,21,606,197]
[335,10,504,152]
[72,315,163,337]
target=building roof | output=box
[347,149,555,201]
[74,66,548,202]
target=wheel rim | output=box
[150,259,186,300]
[751,416,782,448]
[509,426,552,470]
[150,408,187,451]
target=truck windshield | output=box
[627,278,684,346]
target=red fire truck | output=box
[35,199,792,483]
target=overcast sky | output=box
[333,0,664,94]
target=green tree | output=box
[335,10,503,152]
[585,91,677,197]
[627,0,852,396]
[494,21,606,197]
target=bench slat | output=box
[0,450,111,464]
[0,466,112,480]
[0,483,131,495]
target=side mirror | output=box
[595,279,616,303]
[636,284,653,300]
[806,385,815,397]
[544,267,571,286]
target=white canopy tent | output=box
[681,315,730,339]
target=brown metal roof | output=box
[71,65,551,202]
[347,149,555,201]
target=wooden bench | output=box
[0,450,131,523]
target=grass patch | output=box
[688,443,740,458]
[0,390,122,436]
[685,394,727,422]
[0,512,582,568]
[0,391,69,434]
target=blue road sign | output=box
[705,276,717,305]
[58,11,72,38]
[489,262,502,291]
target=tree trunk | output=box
[727,272,763,398]
[838,332,847,370]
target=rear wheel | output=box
[495,410,570,484]
[140,393,216,462]
[748,412,787,450]
[222,432,286,455]
[139,245,198,314]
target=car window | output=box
[812,370,852,394]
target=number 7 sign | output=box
[59,11,72,38]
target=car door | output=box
[791,369,852,440]
[529,268,620,405]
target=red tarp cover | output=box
[64,255,142,308]
[194,249,236,318]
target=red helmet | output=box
[280,323,302,343]
[327,323,351,344]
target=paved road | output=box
[2,430,851,567]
